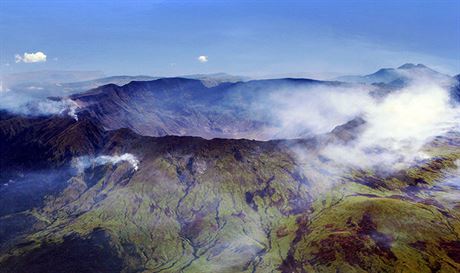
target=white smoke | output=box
[0,88,80,120]
[21,98,80,120]
[73,153,140,173]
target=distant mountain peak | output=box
[336,63,445,84]
[372,68,396,74]
[398,63,428,69]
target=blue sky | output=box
[1,0,459,78]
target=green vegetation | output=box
[1,136,460,273]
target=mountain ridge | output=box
[68,77,345,140]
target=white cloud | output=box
[15,51,47,63]
[266,85,373,137]
[198,55,208,63]
[250,69,460,172]
[321,78,460,169]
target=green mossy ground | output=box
[1,139,460,273]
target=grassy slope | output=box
[0,134,460,273]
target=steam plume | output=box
[73,153,140,173]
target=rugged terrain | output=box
[0,111,459,273]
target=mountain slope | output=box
[0,113,459,272]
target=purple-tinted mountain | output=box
[71,77,342,139]
[336,63,450,84]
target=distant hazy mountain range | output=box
[1,71,248,97]
[335,63,450,84]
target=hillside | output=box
[0,112,459,272]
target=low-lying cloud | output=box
[264,75,459,171]
[324,80,458,169]
[265,84,373,138]
[15,51,47,63]
[0,80,80,120]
